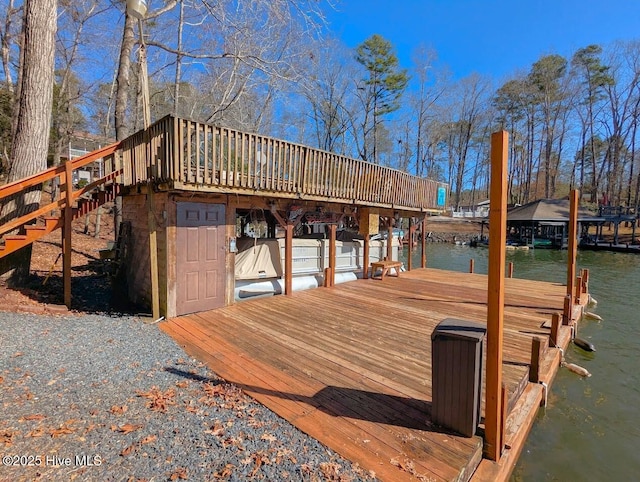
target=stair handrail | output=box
[0,142,122,238]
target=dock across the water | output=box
[161,267,586,481]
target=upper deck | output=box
[120,115,448,213]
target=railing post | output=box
[550,312,561,347]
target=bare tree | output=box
[0,0,57,283]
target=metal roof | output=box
[507,198,604,223]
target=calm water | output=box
[402,244,640,481]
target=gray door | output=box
[176,202,226,315]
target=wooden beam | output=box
[147,184,160,320]
[62,160,73,308]
[566,189,579,305]
[386,219,393,261]
[362,236,370,279]
[421,216,427,268]
[285,223,293,295]
[329,224,336,287]
[407,217,412,271]
[485,131,508,462]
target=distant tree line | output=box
[1,0,639,214]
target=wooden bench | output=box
[370,260,402,280]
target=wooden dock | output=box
[161,268,576,481]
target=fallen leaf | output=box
[175,380,189,388]
[50,426,74,438]
[140,435,157,445]
[47,379,57,386]
[113,424,143,435]
[120,443,136,456]
[12,352,23,358]
[20,414,46,421]
[27,428,45,437]
[110,405,128,415]
[260,433,277,442]
[1,430,17,446]
[213,463,235,479]
[169,467,188,480]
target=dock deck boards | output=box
[160,268,569,481]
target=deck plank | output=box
[160,267,568,482]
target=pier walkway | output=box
[161,268,575,481]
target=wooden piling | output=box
[485,130,508,462]
[566,189,579,306]
[469,258,475,273]
[529,337,544,383]
[551,312,561,347]
[508,262,514,278]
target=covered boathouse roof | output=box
[507,198,604,224]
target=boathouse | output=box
[117,116,448,317]
[506,198,604,248]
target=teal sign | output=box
[437,186,446,207]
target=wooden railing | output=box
[121,115,448,211]
[0,143,121,239]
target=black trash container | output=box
[431,318,486,437]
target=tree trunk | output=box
[0,0,57,284]
[113,13,136,240]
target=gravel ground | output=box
[0,311,376,482]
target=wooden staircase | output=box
[0,142,122,305]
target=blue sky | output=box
[327,0,640,81]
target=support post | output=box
[469,258,475,273]
[485,131,508,462]
[285,223,293,295]
[407,217,412,271]
[147,185,160,320]
[551,312,561,347]
[421,216,427,268]
[62,160,74,308]
[563,295,572,325]
[508,262,514,278]
[386,220,393,261]
[329,223,336,287]
[566,189,579,306]
[575,276,582,305]
[529,337,543,383]
[363,235,370,279]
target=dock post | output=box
[566,189,579,308]
[575,275,582,304]
[563,295,572,325]
[508,262,514,278]
[485,130,508,462]
[469,258,475,273]
[329,223,336,287]
[362,236,370,279]
[551,312,561,347]
[529,337,545,383]
[285,223,293,295]
[407,217,412,271]
[582,268,589,293]
[387,219,393,261]
[421,216,427,268]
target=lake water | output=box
[402,243,640,481]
